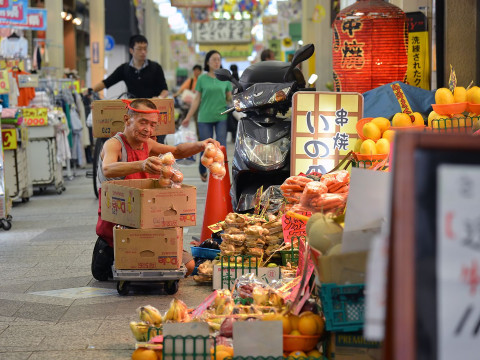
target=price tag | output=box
[18,74,39,88]
[2,128,17,150]
[23,108,48,126]
[0,69,10,95]
[281,211,309,244]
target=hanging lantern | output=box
[332,0,408,93]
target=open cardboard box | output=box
[114,227,183,270]
[92,98,174,138]
[101,179,196,229]
[327,332,382,360]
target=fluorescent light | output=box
[65,13,72,21]
[73,17,82,25]
[61,11,66,19]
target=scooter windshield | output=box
[233,82,294,112]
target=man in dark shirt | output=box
[88,35,168,99]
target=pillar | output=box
[145,0,161,63]
[45,0,64,78]
[89,0,105,90]
[301,0,332,91]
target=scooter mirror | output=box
[214,68,243,92]
[283,44,315,82]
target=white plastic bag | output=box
[175,126,198,165]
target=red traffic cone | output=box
[200,146,233,242]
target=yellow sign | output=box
[74,80,80,93]
[291,91,364,175]
[2,128,17,150]
[199,44,252,59]
[22,108,48,126]
[0,59,24,71]
[0,69,10,95]
[406,12,430,90]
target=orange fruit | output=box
[375,138,390,155]
[307,349,323,358]
[310,314,325,336]
[289,351,307,359]
[132,348,160,360]
[467,86,479,103]
[469,87,480,104]
[213,350,232,360]
[214,345,234,357]
[289,314,300,331]
[382,129,395,143]
[453,86,467,103]
[371,117,390,134]
[290,329,302,336]
[298,313,318,336]
[392,113,412,127]
[450,113,466,128]
[359,139,377,155]
[362,122,381,141]
[282,315,292,334]
[353,139,363,153]
[411,112,425,126]
[435,87,454,104]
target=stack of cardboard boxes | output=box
[95,99,197,271]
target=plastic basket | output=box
[279,249,299,266]
[319,283,365,333]
[432,102,467,115]
[191,247,221,260]
[355,117,374,140]
[220,255,259,290]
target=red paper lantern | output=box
[332,0,408,93]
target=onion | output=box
[210,162,225,175]
[213,149,224,163]
[158,177,172,188]
[172,171,184,183]
[161,152,175,165]
[219,316,235,338]
[162,166,174,179]
[201,155,214,167]
[204,144,217,158]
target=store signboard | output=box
[0,0,27,24]
[194,20,251,44]
[291,91,363,176]
[437,165,480,360]
[22,108,48,127]
[0,69,9,95]
[0,6,47,30]
[199,44,252,59]
[0,59,24,71]
[171,0,212,7]
[0,0,13,10]
[406,12,430,90]
[1,128,17,150]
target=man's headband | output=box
[122,99,160,114]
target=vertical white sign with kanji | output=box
[438,164,480,360]
[291,91,363,175]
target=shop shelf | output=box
[427,115,478,133]
[191,247,221,260]
[319,283,365,333]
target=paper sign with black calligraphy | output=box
[194,20,251,44]
[438,164,480,360]
[291,91,363,175]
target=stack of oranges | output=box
[355,117,395,156]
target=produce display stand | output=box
[2,125,33,203]
[112,265,187,296]
[27,124,66,194]
[0,120,12,230]
[220,255,259,290]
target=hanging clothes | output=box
[0,36,28,58]
[9,68,35,106]
[7,72,19,108]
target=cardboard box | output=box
[212,265,281,289]
[114,227,183,270]
[92,98,175,138]
[101,179,197,229]
[316,251,368,285]
[327,332,382,360]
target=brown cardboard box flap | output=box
[318,251,368,284]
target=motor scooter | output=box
[215,44,315,212]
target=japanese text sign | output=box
[438,164,480,360]
[22,108,48,126]
[281,212,308,244]
[291,91,363,175]
[0,0,12,10]
[194,20,252,44]
[0,69,9,94]
[0,0,27,24]
[171,0,212,7]
[0,6,47,30]
[406,12,430,90]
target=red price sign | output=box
[0,69,9,95]
[22,108,48,126]
[2,128,17,150]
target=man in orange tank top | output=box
[92,98,218,281]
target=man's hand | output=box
[141,156,163,175]
[201,138,220,150]
[181,118,190,127]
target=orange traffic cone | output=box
[200,146,233,242]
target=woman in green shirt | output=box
[182,50,232,181]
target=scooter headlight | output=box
[239,132,290,170]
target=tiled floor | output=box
[0,141,235,359]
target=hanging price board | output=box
[0,69,9,94]
[18,74,39,88]
[22,108,48,126]
[2,128,17,150]
[291,91,363,175]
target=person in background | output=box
[229,64,239,81]
[173,64,202,99]
[181,50,232,182]
[87,35,168,99]
[92,98,219,281]
[261,48,275,61]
